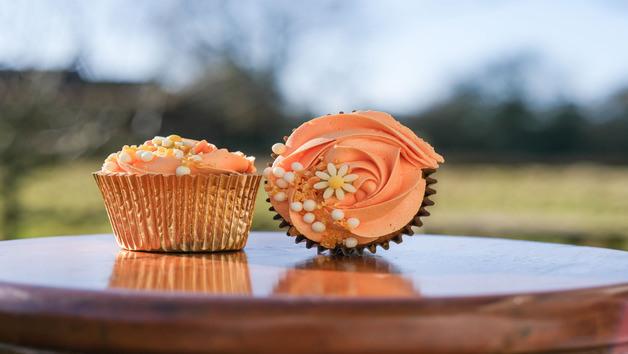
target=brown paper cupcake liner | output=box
[94,172,262,252]
[267,168,438,256]
[109,250,252,294]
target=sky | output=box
[1,0,628,116]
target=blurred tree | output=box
[146,0,347,153]
[152,0,345,85]
[407,55,599,160]
[160,61,285,153]
[406,86,491,153]
[487,98,536,153]
[592,88,628,157]
[0,72,56,239]
[0,70,167,239]
[534,104,586,154]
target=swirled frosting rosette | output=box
[264,111,444,254]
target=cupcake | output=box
[264,111,443,255]
[93,135,261,252]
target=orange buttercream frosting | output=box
[265,111,443,249]
[100,135,256,176]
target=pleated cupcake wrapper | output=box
[268,168,438,256]
[109,250,252,294]
[93,172,262,252]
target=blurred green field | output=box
[9,160,628,250]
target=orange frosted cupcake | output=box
[264,111,443,255]
[94,135,261,252]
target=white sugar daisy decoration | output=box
[313,163,358,200]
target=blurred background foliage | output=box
[1,0,627,250]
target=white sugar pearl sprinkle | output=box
[272,143,286,155]
[135,150,147,160]
[347,218,360,229]
[162,139,173,148]
[345,237,358,248]
[263,167,272,178]
[173,149,184,158]
[276,179,289,189]
[104,161,119,172]
[273,192,287,202]
[283,172,295,184]
[141,151,155,162]
[290,202,303,212]
[272,167,285,178]
[118,152,132,163]
[312,221,326,233]
[303,213,315,224]
[190,155,202,163]
[175,165,191,176]
[331,209,344,220]
[303,199,316,211]
[291,162,303,171]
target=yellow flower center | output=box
[328,176,344,189]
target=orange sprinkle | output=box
[121,147,136,157]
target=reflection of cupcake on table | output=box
[109,250,252,295]
[273,255,419,298]
[93,135,261,252]
[264,111,443,255]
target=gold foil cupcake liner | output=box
[93,172,262,252]
[268,168,438,256]
[109,250,252,294]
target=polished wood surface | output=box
[1,233,628,353]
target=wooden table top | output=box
[1,232,628,353]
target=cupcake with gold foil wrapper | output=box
[93,135,261,252]
[264,111,443,255]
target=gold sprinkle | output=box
[167,134,182,143]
